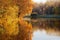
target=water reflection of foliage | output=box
[32,19,60,35]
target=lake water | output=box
[24,18,60,40]
[32,29,60,40]
[31,19,60,40]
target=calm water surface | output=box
[24,18,60,40]
[32,29,60,40]
[31,19,60,40]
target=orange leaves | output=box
[18,0,33,40]
[0,6,19,35]
[17,0,33,16]
[0,0,33,40]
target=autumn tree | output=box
[16,0,33,40]
[0,0,33,40]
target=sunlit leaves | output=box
[0,6,19,35]
[0,0,33,40]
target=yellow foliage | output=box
[0,0,33,40]
[0,6,19,35]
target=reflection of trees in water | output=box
[45,20,60,31]
[32,19,60,36]
[32,19,60,35]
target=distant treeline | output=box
[32,4,60,15]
